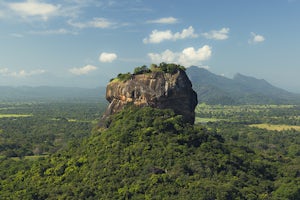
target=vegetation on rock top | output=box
[110,62,186,82]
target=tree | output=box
[134,65,151,75]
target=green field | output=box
[196,104,300,131]
[196,104,300,125]
[195,117,222,123]
[249,123,300,131]
[0,114,32,118]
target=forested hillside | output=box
[1,106,299,199]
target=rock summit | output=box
[101,64,198,124]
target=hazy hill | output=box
[0,86,106,102]
[1,66,299,105]
[186,66,300,104]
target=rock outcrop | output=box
[101,69,198,124]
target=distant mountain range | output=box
[1,67,299,105]
[186,66,300,105]
[0,86,106,102]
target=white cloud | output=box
[148,45,212,67]
[249,32,265,44]
[89,18,114,28]
[148,49,177,63]
[202,28,230,40]
[10,69,46,77]
[200,65,210,70]
[69,65,97,75]
[0,68,9,75]
[99,52,117,63]
[147,17,178,24]
[143,26,198,44]
[57,1,111,19]
[29,28,77,35]
[68,18,115,29]
[143,30,173,44]
[11,33,24,38]
[0,68,46,77]
[7,0,60,21]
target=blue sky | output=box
[1,0,300,92]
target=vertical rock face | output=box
[102,69,198,124]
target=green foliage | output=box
[133,65,151,75]
[196,104,300,199]
[110,63,186,82]
[1,103,300,199]
[0,102,104,158]
[0,106,287,199]
[158,62,186,74]
[116,72,132,82]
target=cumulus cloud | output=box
[0,68,46,77]
[143,26,198,44]
[7,0,60,21]
[249,32,265,44]
[143,30,173,44]
[148,45,212,67]
[99,52,117,63]
[202,28,230,40]
[69,65,97,75]
[68,18,115,29]
[146,17,178,24]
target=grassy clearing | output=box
[249,123,300,131]
[68,119,78,122]
[24,155,48,160]
[195,117,222,124]
[51,118,95,123]
[196,104,296,114]
[0,114,32,118]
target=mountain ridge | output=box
[1,66,299,104]
[186,66,300,105]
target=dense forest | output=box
[0,101,106,158]
[0,101,300,199]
